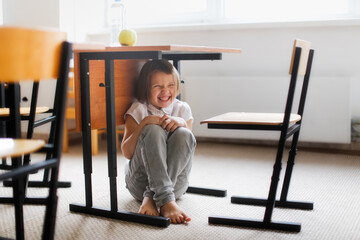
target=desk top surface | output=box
[74,44,242,54]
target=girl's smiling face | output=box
[149,71,176,109]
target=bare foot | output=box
[160,201,191,224]
[138,197,159,216]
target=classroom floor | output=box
[1,140,360,239]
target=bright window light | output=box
[124,0,208,27]
[121,0,359,28]
[224,0,354,23]
[61,0,360,42]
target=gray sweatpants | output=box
[125,124,196,207]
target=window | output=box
[122,0,360,28]
[224,0,359,23]
[63,0,360,42]
[124,0,210,27]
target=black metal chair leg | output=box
[263,128,289,223]
[231,131,313,210]
[0,159,12,170]
[280,132,299,201]
[279,131,313,209]
[42,165,59,240]
[209,216,301,232]
[12,157,26,240]
[209,133,303,232]
[211,156,301,231]
[3,177,71,188]
[231,196,313,210]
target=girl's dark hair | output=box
[135,59,180,103]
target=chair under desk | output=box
[69,45,242,227]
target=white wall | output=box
[3,0,59,28]
[2,0,60,133]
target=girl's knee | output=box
[141,124,166,139]
[171,127,196,147]
[143,124,163,133]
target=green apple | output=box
[118,29,137,46]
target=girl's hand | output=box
[142,115,162,126]
[160,115,187,132]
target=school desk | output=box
[69,45,242,227]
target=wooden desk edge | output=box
[105,44,242,54]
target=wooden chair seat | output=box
[0,106,49,116]
[0,138,45,158]
[201,112,301,125]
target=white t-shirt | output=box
[125,99,193,124]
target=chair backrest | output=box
[0,26,72,157]
[0,27,67,82]
[283,39,314,127]
[289,39,311,76]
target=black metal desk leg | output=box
[105,59,118,211]
[80,56,94,207]
[173,59,180,75]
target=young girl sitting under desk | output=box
[121,59,196,224]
